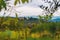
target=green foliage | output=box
[14,0,20,5]
[14,0,28,5]
[0,16,60,40]
[0,0,6,11]
[0,13,60,39]
[21,0,28,3]
[39,13,53,22]
[46,22,57,36]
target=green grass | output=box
[27,37,53,40]
[0,31,54,40]
[38,37,53,40]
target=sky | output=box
[0,0,60,17]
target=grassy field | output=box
[0,31,52,40]
[0,17,60,40]
[0,30,59,40]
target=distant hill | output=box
[49,16,60,22]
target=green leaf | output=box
[14,0,28,5]
[22,0,28,3]
[0,0,6,11]
[14,0,20,5]
[2,0,6,9]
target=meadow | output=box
[0,16,60,40]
